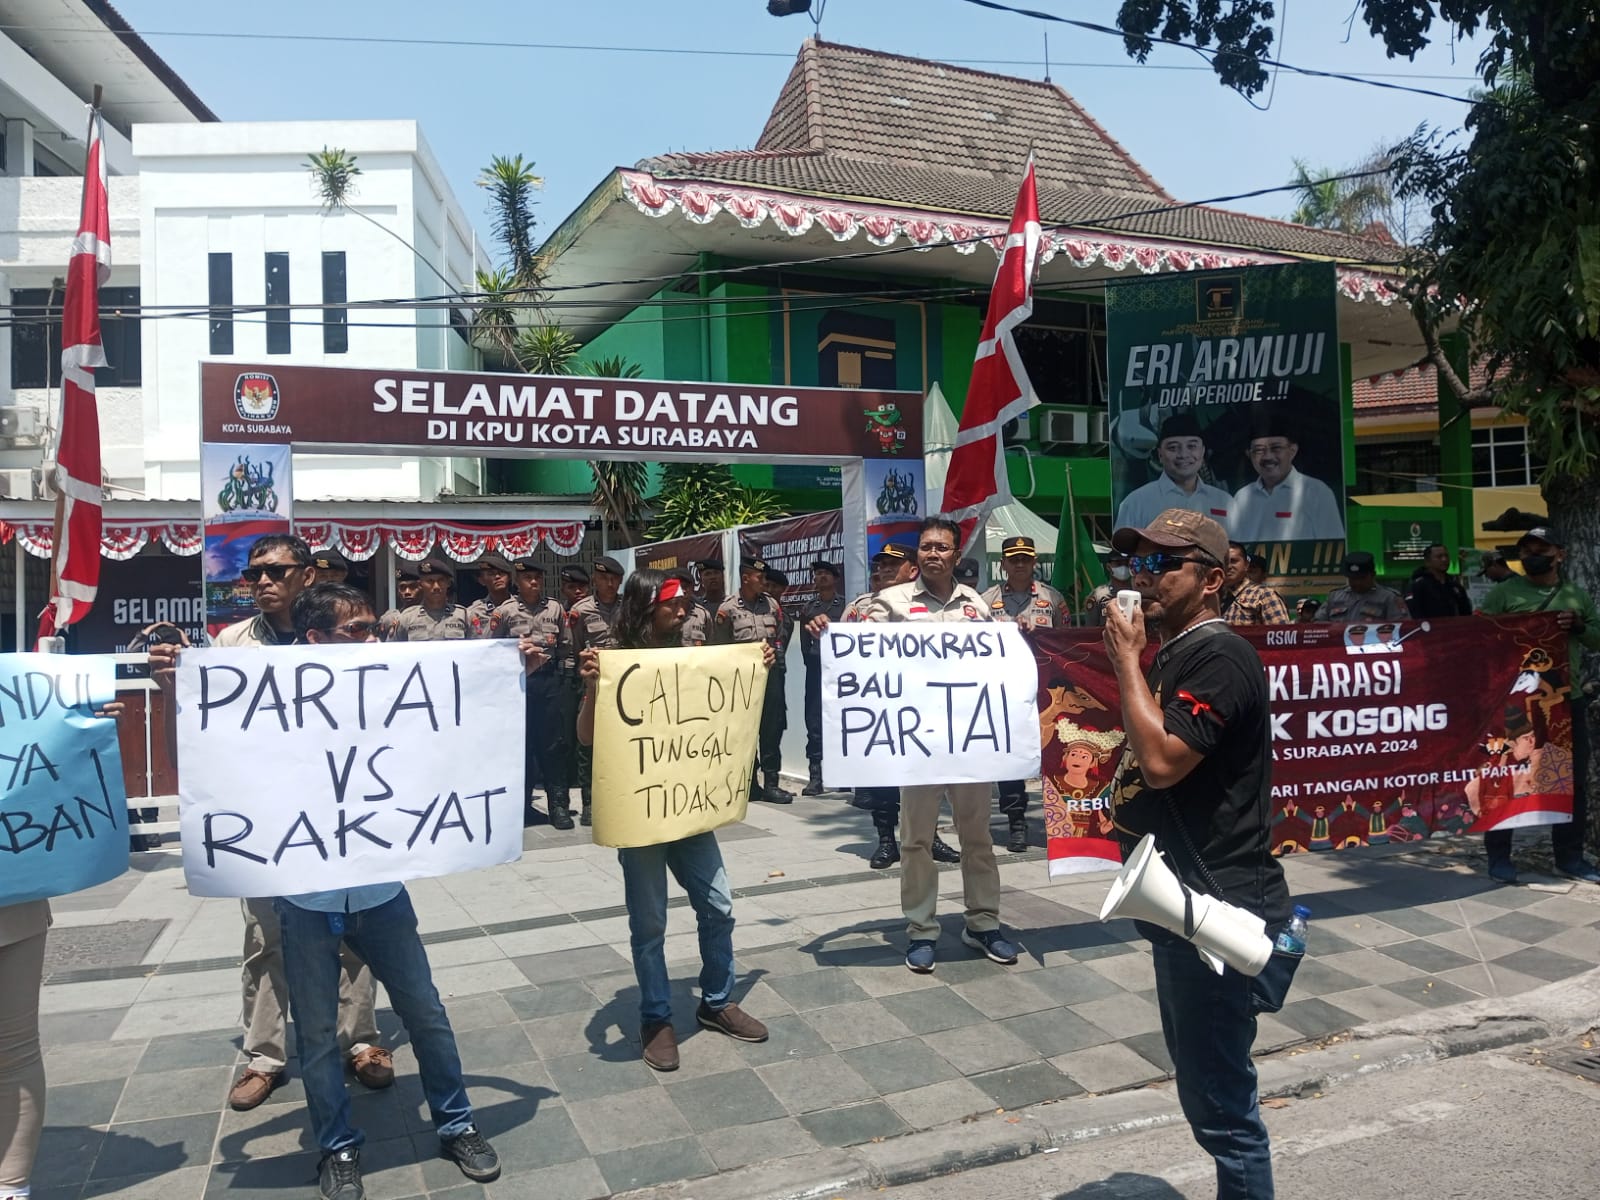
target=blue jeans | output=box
[275,890,474,1153]
[618,832,735,1025]
[1152,938,1275,1200]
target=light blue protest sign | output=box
[0,653,129,905]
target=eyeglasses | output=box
[1248,441,1293,457]
[328,619,379,638]
[1127,553,1219,576]
[241,563,300,583]
[918,542,956,555]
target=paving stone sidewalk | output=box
[32,792,1600,1200]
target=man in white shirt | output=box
[1115,412,1233,531]
[1230,425,1345,542]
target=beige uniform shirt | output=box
[387,603,471,642]
[680,605,708,647]
[840,590,875,623]
[569,594,621,653]
[980,580,1069,631]
[489,596,572,673]
[466,597,505,638]
[863,580,992,623]
[711,592,784,650]
[213,613,291,647]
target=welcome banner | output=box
[1031,615,1573,876]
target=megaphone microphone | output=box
[1099,834,1273,976]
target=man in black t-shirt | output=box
[1103,507,1290,1200]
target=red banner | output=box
[1030,615,1575,875]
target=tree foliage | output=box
[648,464,786,541]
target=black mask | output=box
[1520,552,1556,576]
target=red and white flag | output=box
[938,156,1041,552]
[38,107,110,644]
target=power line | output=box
[950,0,1475,104]
[0,24,1481,82]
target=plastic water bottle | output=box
[1275,905,1311,954]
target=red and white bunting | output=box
[38,107,111,643]
[938,156,1041,552]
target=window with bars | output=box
[321,251,348,354]
[265,252,290,354]
[1013,299,1108,409]
[1354,438,1440,495]
[209,252,233,355]
[1472,424,1545,487]
[9,286,142,388]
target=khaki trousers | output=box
[241,898,379,1073]
[900,782,1000,942]
[0,928,46,1192]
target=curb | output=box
[620,967,1600,1200]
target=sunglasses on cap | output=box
[1127,552,1220,576]
[241,562,302,583]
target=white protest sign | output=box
[821,622,1041,787]
[176,639,524,898]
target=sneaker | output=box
[696,1002,768,1042]
[931,836,961,864]
[317,1148,363,1200]
[905,939,937,973]
[641,1020,679,1071]
[961,927,1019,965]
[1557,859,1600,884]
[1487,860,1518,885]
[349,1046,394,1090]
[227,1067,282,1111]
[440,1126,501,1182]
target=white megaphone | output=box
[1099,834,1273,977]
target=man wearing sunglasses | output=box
[1103,508,1290,1200]
[209,536,392,1113]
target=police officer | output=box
[1083,548,1133,626]
[377,562,422,641]
[386,557,470,641]
[312,547,351,585]
[981,536,1069,853]
[567,556,625,826]
[466,553,514,637]
[1317,551,1409,623]
[559,564,590,610]
[491,557,577,828]
[682,558,723,647]
[799,560,845,796]
[712,555,792,804]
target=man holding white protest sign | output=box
[577,569,772,1073]
[159,585,507,1199]
[818,517,1036,974]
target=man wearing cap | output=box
[378,564,422,641]
[312,547,351,586]
[800,561,846,796]
[1222,542,1291,626]
[1115,412,1233,531]
[491,558,577,829]
[860,517,1019,974]
[682,559,723,648]
[711,557,792,804]
[1478,526,1600,884]
[559,565,590,611]
[385,558,471,641]
[1103,506,1291,1200]
[1480,549,1513,584]
[763,567,797,662]
[1404,543,1472,619]
[568,557,626,826]
[983,536,1070,853]
[1231,421,1345,543]
[466,554,515,638]
[1316,552,1408,623]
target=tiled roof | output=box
[1353,362,1497,412]
[637,40,1399,266]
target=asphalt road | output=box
[836,1038,1600,1200]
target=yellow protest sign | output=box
[590,643,767,849]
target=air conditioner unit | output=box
[0,406,42,447]
[1001,412,1032,445]
[0,469,35,499]
[1039,408,1089,447]
[33,465,57,500]
[1089,411,1110,445]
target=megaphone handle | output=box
[1197,947,1227,975]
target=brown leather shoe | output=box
[641,1021,679,1072]
[696,1002,768,1043]
[349,1045,395,1090]
[228,1067,282,1111]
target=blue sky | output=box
[115,1,1479,264]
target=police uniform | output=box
[311,547,351,585]
[491,558,576,827]
[799,561,846,793]
[466,553,515,638]
[861,577,1003,948]
[377,563,421,641]
[980,537,1065,850]
[1317,552,1409,624]
[387,559,470,641]
[712,557,790,802]
[567,556,625,824]
[763,568,796,755]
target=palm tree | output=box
[305,147,459,294]
[1286,155,1394,235]
[579,355,650,546]
[648,463,786,540]
[477,155,545,290]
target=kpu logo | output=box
[234,373,280,421]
